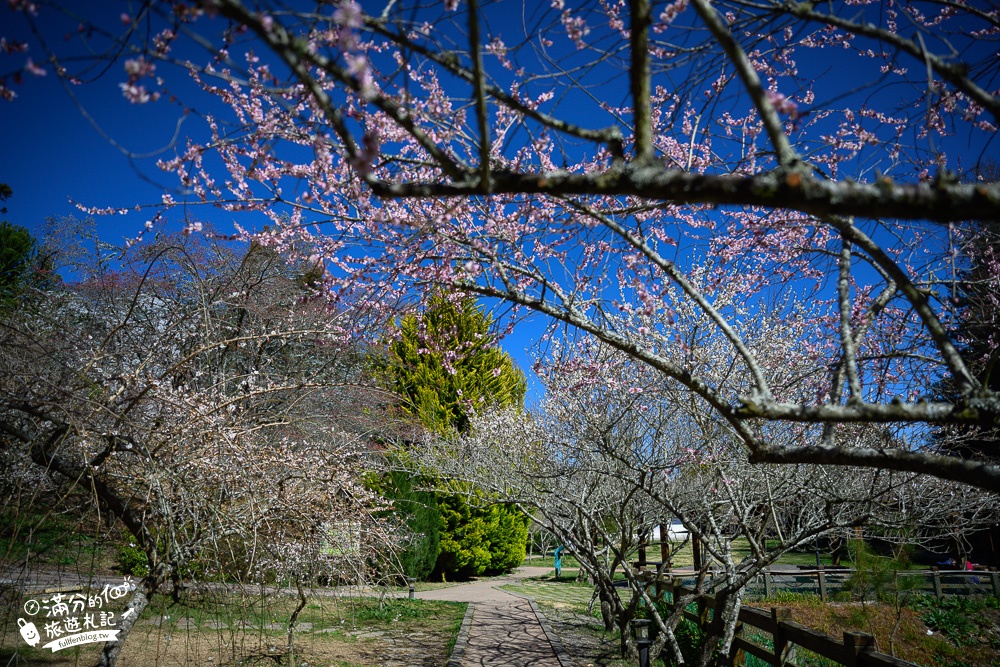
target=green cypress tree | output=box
[371,468,441,581]
[0,186,44,312]
[390,295,526,433]
[385,295,529,579]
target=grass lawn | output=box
[1,585,466,667]
[0,511,117,571]
[523,539,854,572]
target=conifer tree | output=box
[385,295,529,579]
[0,186,43,312]
[390,295,526,435]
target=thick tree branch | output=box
[737,397,999,424]
[371,165,1000,223]
[751,444,1000,494]
[836,237,862,402]
[629,0,654,163]
[468,0,491,191]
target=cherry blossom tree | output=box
[3,0,999,492]
[0,232,398,665]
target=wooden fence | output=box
[635,562,1000,602]
[633,569,947,667]
[741,566,998,603]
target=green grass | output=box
[524,539,857,571]
[0,511,109,568]
[502,575,596,612]
[522,552,583,570]
[136,589,464,636]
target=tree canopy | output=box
[2,1,999,493]
[0,232,398,664]
[0,186,42,311]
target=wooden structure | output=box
[634,569,933,666]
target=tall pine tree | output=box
[385,295,528,579]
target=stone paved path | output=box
[416,567,573,667]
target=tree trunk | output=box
[96,581,151,667]
[660,523,670,566]
[287,577,308,665]
[691,589,741,667]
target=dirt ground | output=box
[3,620,458,667]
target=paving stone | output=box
[414,566,567,667]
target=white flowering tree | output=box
[0,233,398,665]
[434,331,999,666]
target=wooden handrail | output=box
[631,568,924,667]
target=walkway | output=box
[416,567,574,667]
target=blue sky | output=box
[0,2,593,403]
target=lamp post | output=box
[631,618,652,667]
[407,577,416,600]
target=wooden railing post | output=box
[771,607,795,666]
[817,565,827,603]
[697,594,710,630]
[843,631,876,667]
[931,566,943,599]
[639,570,653,605]
[727,620,745,667]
